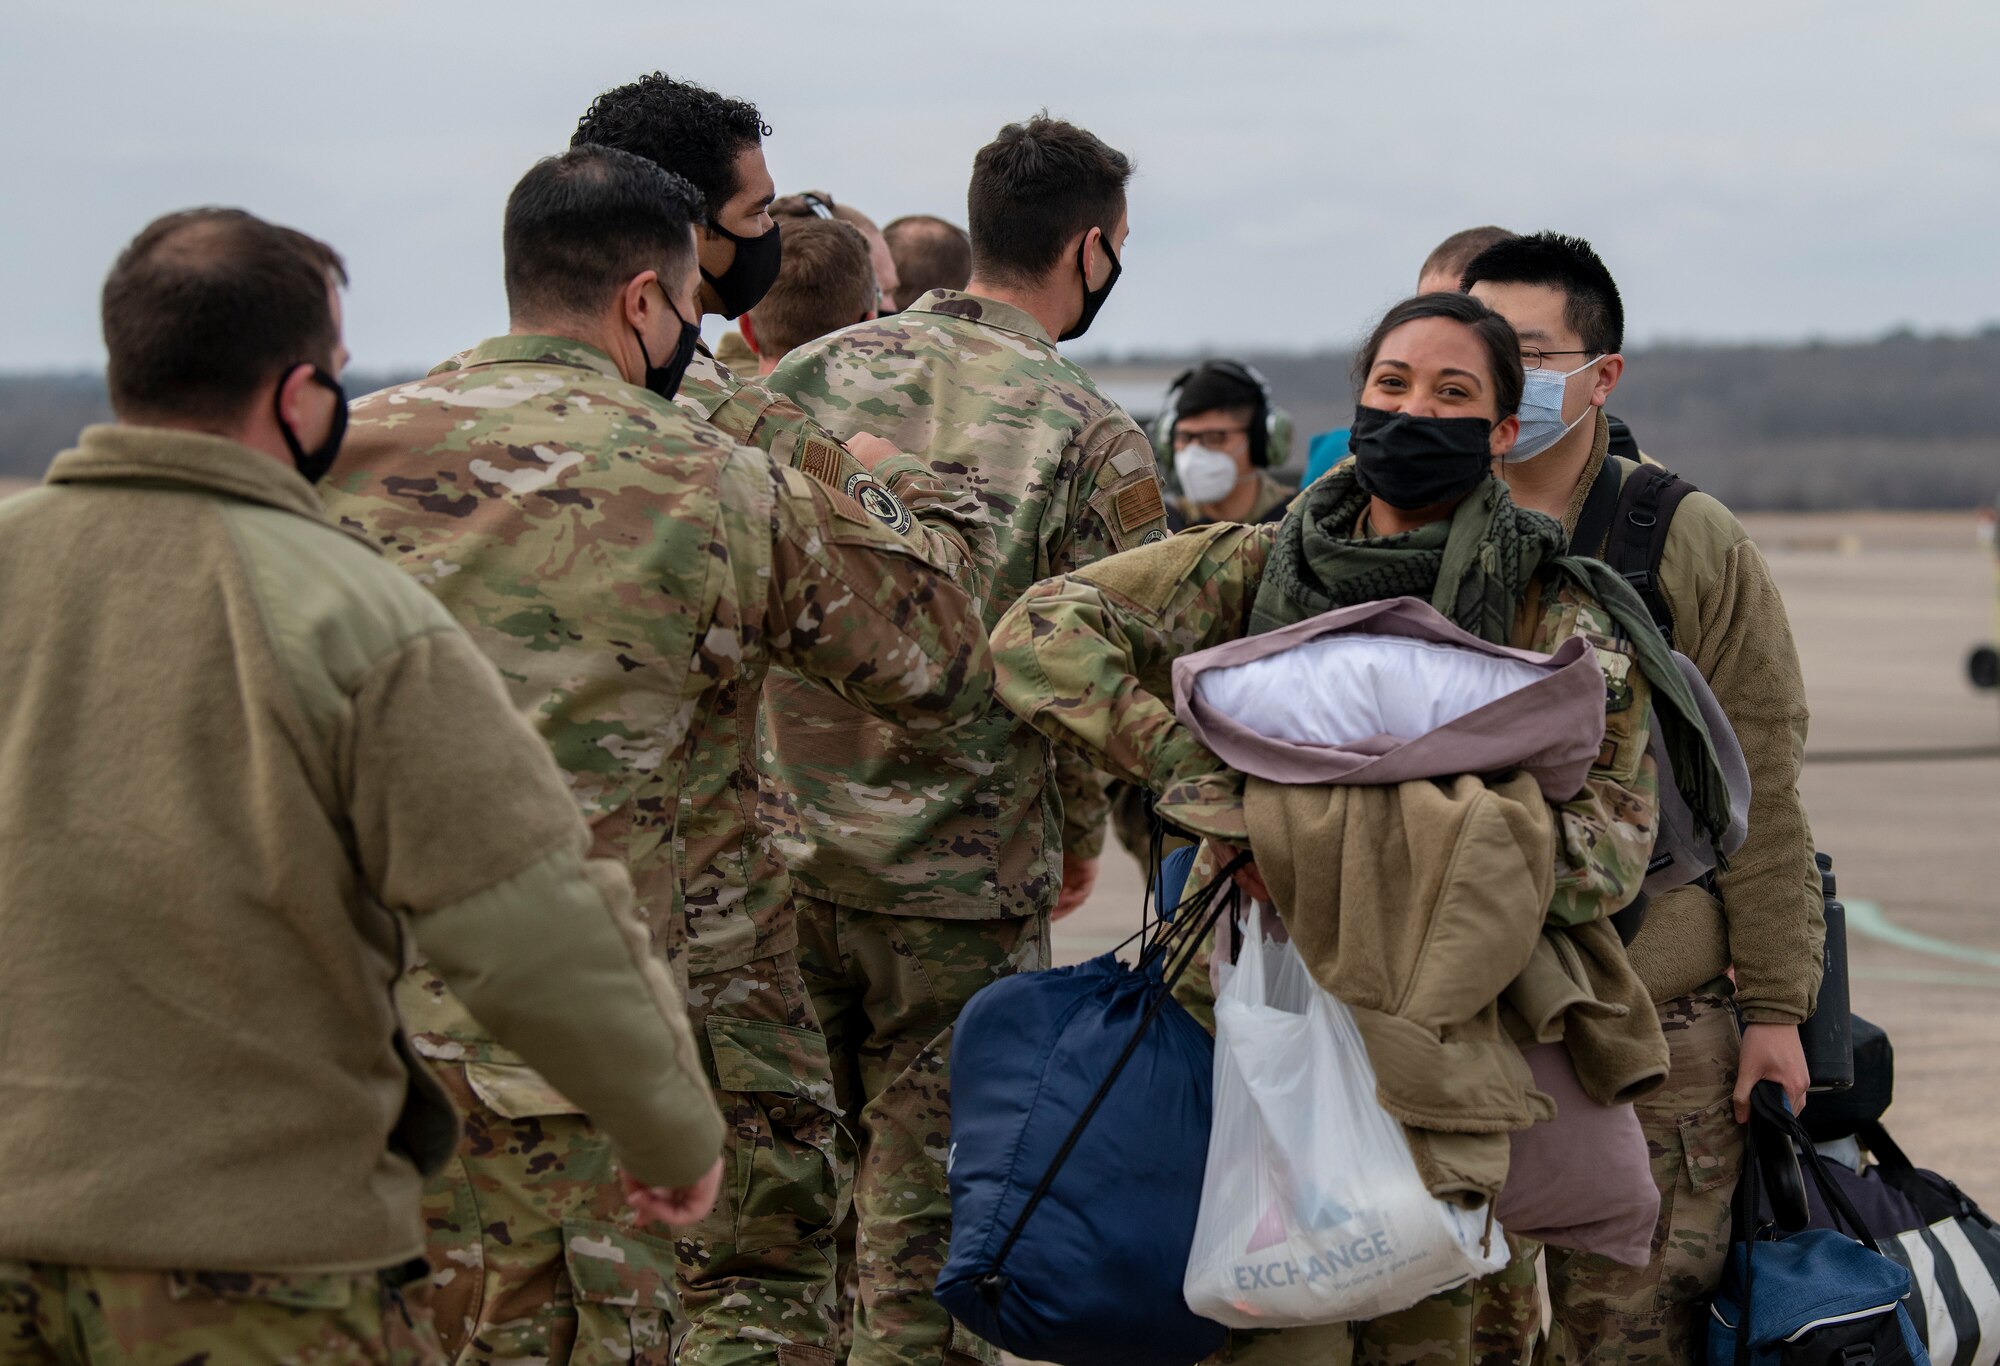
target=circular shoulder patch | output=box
[844,472,914,536]
[1142,527,1168,544]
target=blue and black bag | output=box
[933,845,1239,1366]
[1707,1081,1930,1366]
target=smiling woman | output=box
[986,287,1732,1361]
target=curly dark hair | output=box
[572,72,770,216]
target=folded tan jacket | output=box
[1246,771,1559,1205]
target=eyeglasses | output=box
[1172,426,1248,448]
[1519,348,1596,371]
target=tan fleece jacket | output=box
[1248,772,1669,1207]
[0,427,723,1272]
[1565,426,1825,1022]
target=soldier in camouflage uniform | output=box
[755,116,1165,1366]
[1460,234,1822,1366]
[322,149,993,1366]
[990,294,1670,1366]
[569,74,989,592]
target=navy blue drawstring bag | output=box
[934,848,1235,1366]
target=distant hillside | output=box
[5,332,1997,509]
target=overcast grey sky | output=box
[3,0,1996,372]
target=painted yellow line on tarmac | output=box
[1846,899,2000,972]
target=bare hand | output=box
[621,1157,724,1227]
[1733,1022,1809,1123]
[844,433,903,472]
[1054,853,1099,921]
[1216,844,1273,905]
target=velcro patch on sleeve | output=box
[797,436,845,488]
[1116,477,1166,533]
[842,472,914,536]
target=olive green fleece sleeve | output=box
[345,626,724,1187]
[1687,536,1824,1023]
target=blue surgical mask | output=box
[1506,355,1602,463]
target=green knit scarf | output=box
[1252,468,1731,848]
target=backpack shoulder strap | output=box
[1605,462,1698,641]
[1569,458,1623,558]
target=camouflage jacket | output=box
[677,348,992,598]
[990,521,1660,928]
[323,335,992,1009]
[761,289,1169,918]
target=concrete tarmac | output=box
[1051,511,2000,1197]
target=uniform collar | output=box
[1558,411,1613,539]
[905,289,1054,347]
[458,334,627,383]
[45,423,330,522]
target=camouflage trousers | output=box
[676,950,851,1366]
[793,895,1048,1366]
[1207,1266,1531,1366]
[418,949,848,1366]
[1467,986,1747,1363]
[419,1061,684,1364]
[1533,982,1744,1365]
[0,1260,441,1365]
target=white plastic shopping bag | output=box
[1182,904,1508,1328]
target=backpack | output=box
[1569,458,1704,946]
[1569,458,1699,641]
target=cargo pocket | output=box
[1629,1094,1745,1317]
[562,1220,680,1366]
[463,1059,586,1119]
[1678,1095,1745,1196]
[165,1269,356,1310]
[706,1015,846,1258]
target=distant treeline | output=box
[0,371,419,487]
[1135,329,2000,511]
[1144,328,2000,510]
[6,329,1998,509]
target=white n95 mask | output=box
[1176,444,1242,503]
[1507,356,1603,463]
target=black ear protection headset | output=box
[1153,359,1280,467]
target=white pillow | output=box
[1191,632,1551,748]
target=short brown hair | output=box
[746,218,875,359]
[771,190,879,236]
[883,215,971,309]
[968,114,1132,285]
[1418,225,1516,290]
[102,208,346,423]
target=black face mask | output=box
[701,218,783,320]
[1058,234,1122,342]
[635,292,701,402]
[1347,403,1495,511]
[275,364,348,484]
